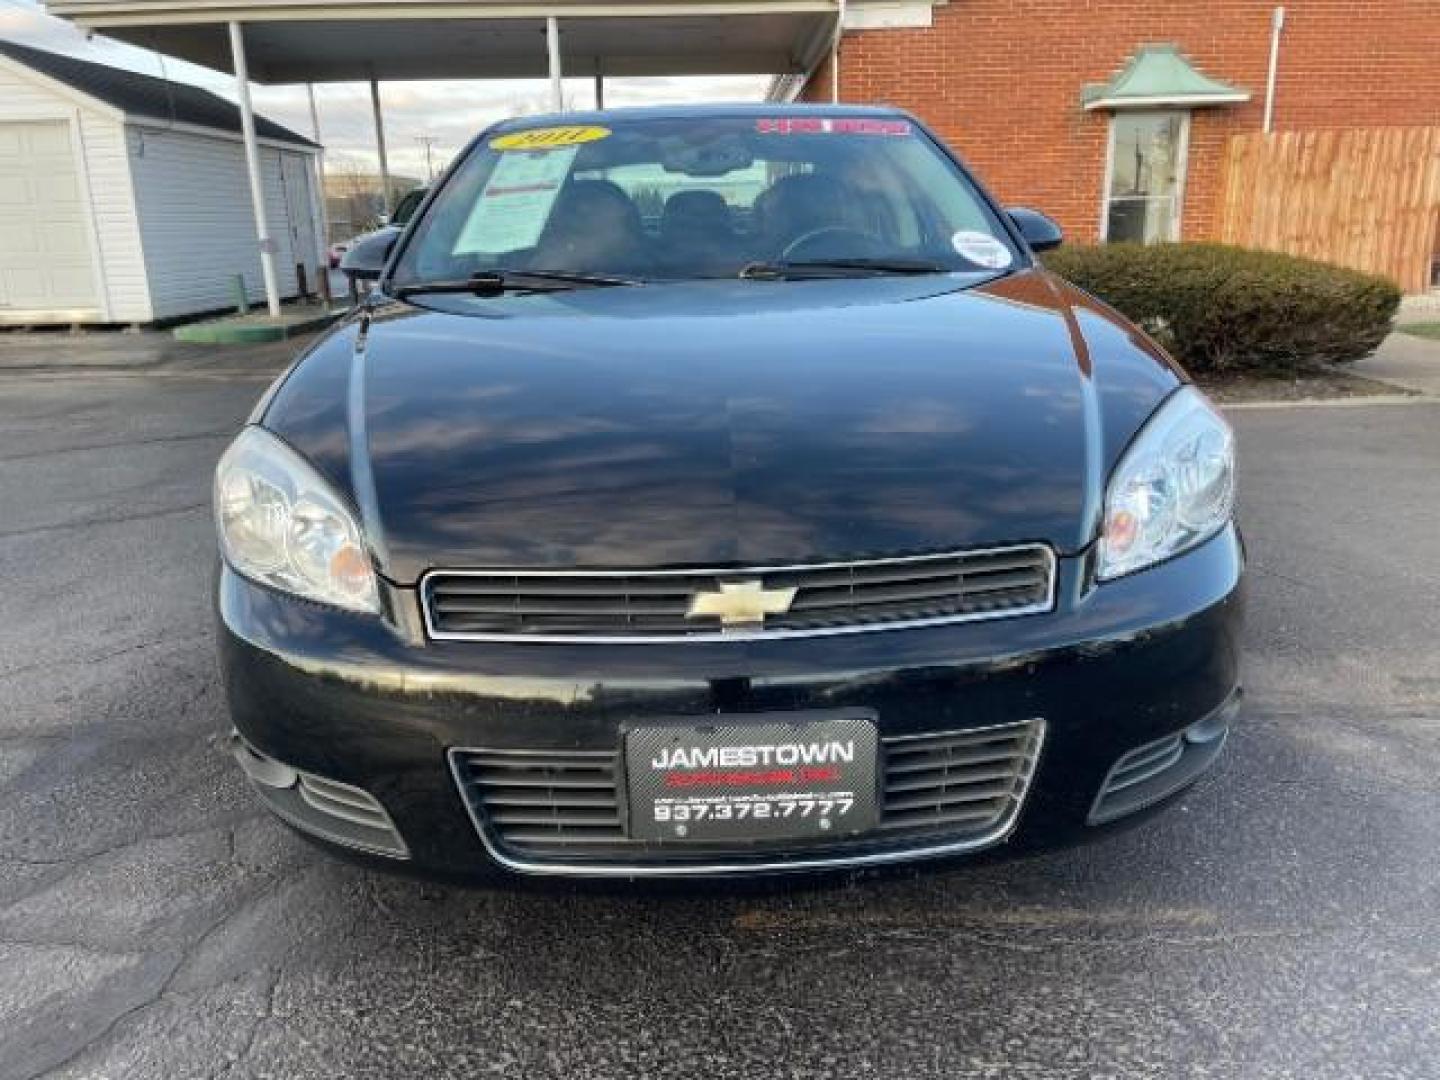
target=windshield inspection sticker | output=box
[950,230,1013,269]
[489,125,609,151]
[454,146,577,255]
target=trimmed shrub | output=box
[1043,243,1400,375]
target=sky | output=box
[1,0,768,179]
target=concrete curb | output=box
[1222,394,1435,410]
[172,309,342,344]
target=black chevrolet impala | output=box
[215,105,1242,879]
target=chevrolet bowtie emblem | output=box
[686,580,798,627]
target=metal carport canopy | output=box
[42,1,840,82]
[43,0,842,320]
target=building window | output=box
[1102,111,1189,243]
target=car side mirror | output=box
[340,233,399,283]
[1007,207,1063,252]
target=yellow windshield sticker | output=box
[490,125,610,152]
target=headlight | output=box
[214,426,379,613]
[1096,387,1235,581]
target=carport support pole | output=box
[546,17,564,111]
[227,21,282,318]
[370,79,392,216]
[594,61,604,110]
[306,84,333,305]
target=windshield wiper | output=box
[738,258,946,281]
[392,269,642,299]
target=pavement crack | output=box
[213,969,281,1080]
[0,935,141,956]
[0,429,232,464]
[0,854,75,867]
[0,500,207,542]
[17,866,302,1080]
[17,955,186,1080]
[0,813,268,899]
[0,632,197,683]
[1246,562,1314,590]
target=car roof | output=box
[488,102,915,134]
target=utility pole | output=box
[415,135,439,181]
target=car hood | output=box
[263,270,1182,584]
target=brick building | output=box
[795,1,1440,258]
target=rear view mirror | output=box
[1006,207,1063,252]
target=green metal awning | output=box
[1081,44,1249,111]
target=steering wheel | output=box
[780,226,883,262]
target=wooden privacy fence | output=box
[1218,127,1440,293]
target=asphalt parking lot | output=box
[2,330,1438,1079]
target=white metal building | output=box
[0,40,324,325]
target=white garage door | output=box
[0,120,99,316]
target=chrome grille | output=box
[449,718,1044,872]
[423,545,1054,642]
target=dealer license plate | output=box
[624,712,879,843]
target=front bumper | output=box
[217,526,1244,880]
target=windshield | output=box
[390,114,1021,285]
